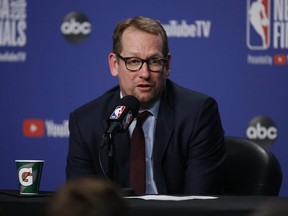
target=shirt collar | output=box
[145,100,160,119]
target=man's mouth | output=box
[137,84,152,91]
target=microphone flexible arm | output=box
[98,132,114,181]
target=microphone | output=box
[105,95,140,137]
[99,95,139,180]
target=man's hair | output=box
[112,16,169,57]
[46,178,127,216]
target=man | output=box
[67,16,225,195]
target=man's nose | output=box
[139,62,150,78]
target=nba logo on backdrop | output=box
[247,0,270,50]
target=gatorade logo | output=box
[18,168,33,186]
[23,119,45,137]
[61,12,92,44]
[246,116,277,148]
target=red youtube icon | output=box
[274,54,287,65]
[23,119,45,137]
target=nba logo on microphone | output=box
[110,106,126,119]
[247,0,270,50]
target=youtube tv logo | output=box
[274,54,287,65]
[23,119,45,137]
[22,118,69,138]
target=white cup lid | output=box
[15,160,45,162]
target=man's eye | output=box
[128,58,141,64]
[150,59,163,65]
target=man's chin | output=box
[138,96,158,109]
[136,95,152,103]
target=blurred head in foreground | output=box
[47,178,127,216]
[250,200,288,216]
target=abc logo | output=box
[246,116,277,148]
[61,12,92,44]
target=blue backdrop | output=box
[1,0,287,196]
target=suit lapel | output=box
[153,86,174,193]
[153,103,174,161]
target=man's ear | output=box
[108,53,119,77]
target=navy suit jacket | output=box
[67,79,225,195]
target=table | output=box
[0,190,287,216]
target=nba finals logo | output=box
[247,0,270,50]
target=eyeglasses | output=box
[116,54,167,73]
